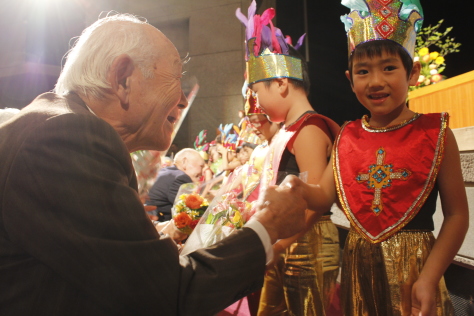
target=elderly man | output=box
[147,148,205,221]
[0,14,309,315]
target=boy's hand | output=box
[253,177,308,243]
[411,280,436,316]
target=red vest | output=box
[334,113,448,243]
[261,111,340,189]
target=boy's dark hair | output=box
[348,40,414,84]
[263,45,310,96]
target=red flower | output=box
[184,194,204,209]
[174,212,192,229]
[190,219,200,229]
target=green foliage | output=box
[416,19,461,57]
[411,20,461,91]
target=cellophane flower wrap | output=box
[181,167,255,255]
[171,183,210,235]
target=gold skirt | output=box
[341,229,454,316]
[258,216,340,316]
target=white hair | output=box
[55,13,161,99]
[174,148,201,165]
[0,108,20,124]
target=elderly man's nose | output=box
[177,90,188,110]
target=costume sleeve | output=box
[167,173,193,205]
[3,113,265,315]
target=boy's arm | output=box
[411,128,469,316]
[304,159,337,213]
[292,123,337,213]
[270,124,337,257]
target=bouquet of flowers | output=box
[172,183,210,235]
[204,191,253,230]
[181,167,255,255]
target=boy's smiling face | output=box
[346,51,420,120]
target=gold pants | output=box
[341,229,454,316]
[258,216,340,316]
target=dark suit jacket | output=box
[146,166,193,220]
[0,93,265,315]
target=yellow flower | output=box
[435,56,445,65]
[429,51,439,60]
[418,47,429,57]
[232,211,242,223]
[175,204,184,212]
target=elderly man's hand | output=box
[252,175,308,243]
[154,220,188,243]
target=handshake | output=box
[159,175,328,247]
[252,175,313,244]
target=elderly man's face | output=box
[129,27,188,151]
[183,154,205,183]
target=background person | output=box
[146,148,205,222]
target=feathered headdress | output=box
[194,130,210,160]
[236,0,306,85]
[340,0,424,58]
[219,123,239,152]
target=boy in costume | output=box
[236,1,341,315]
[293,0,469,314]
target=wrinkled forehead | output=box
[149,27,182,68]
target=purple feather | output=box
[235,8,247,26]
[247,0,256,20]
[260,26,273,52]
[294,34,306,50]
[274,28,289,54]
[246,0,257,39]
[277,36,289,54]
[247,16,255,41]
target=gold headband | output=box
[246,38,303,85]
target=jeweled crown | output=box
[236,0,306,85]
[341,0,424,58]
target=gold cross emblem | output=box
[356,147,411,215]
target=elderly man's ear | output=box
[108,54,135,109]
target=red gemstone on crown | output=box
[379,6,392,19]
[375,20,394,38]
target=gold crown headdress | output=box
[340,0,424,58]
[236,0,306,85]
